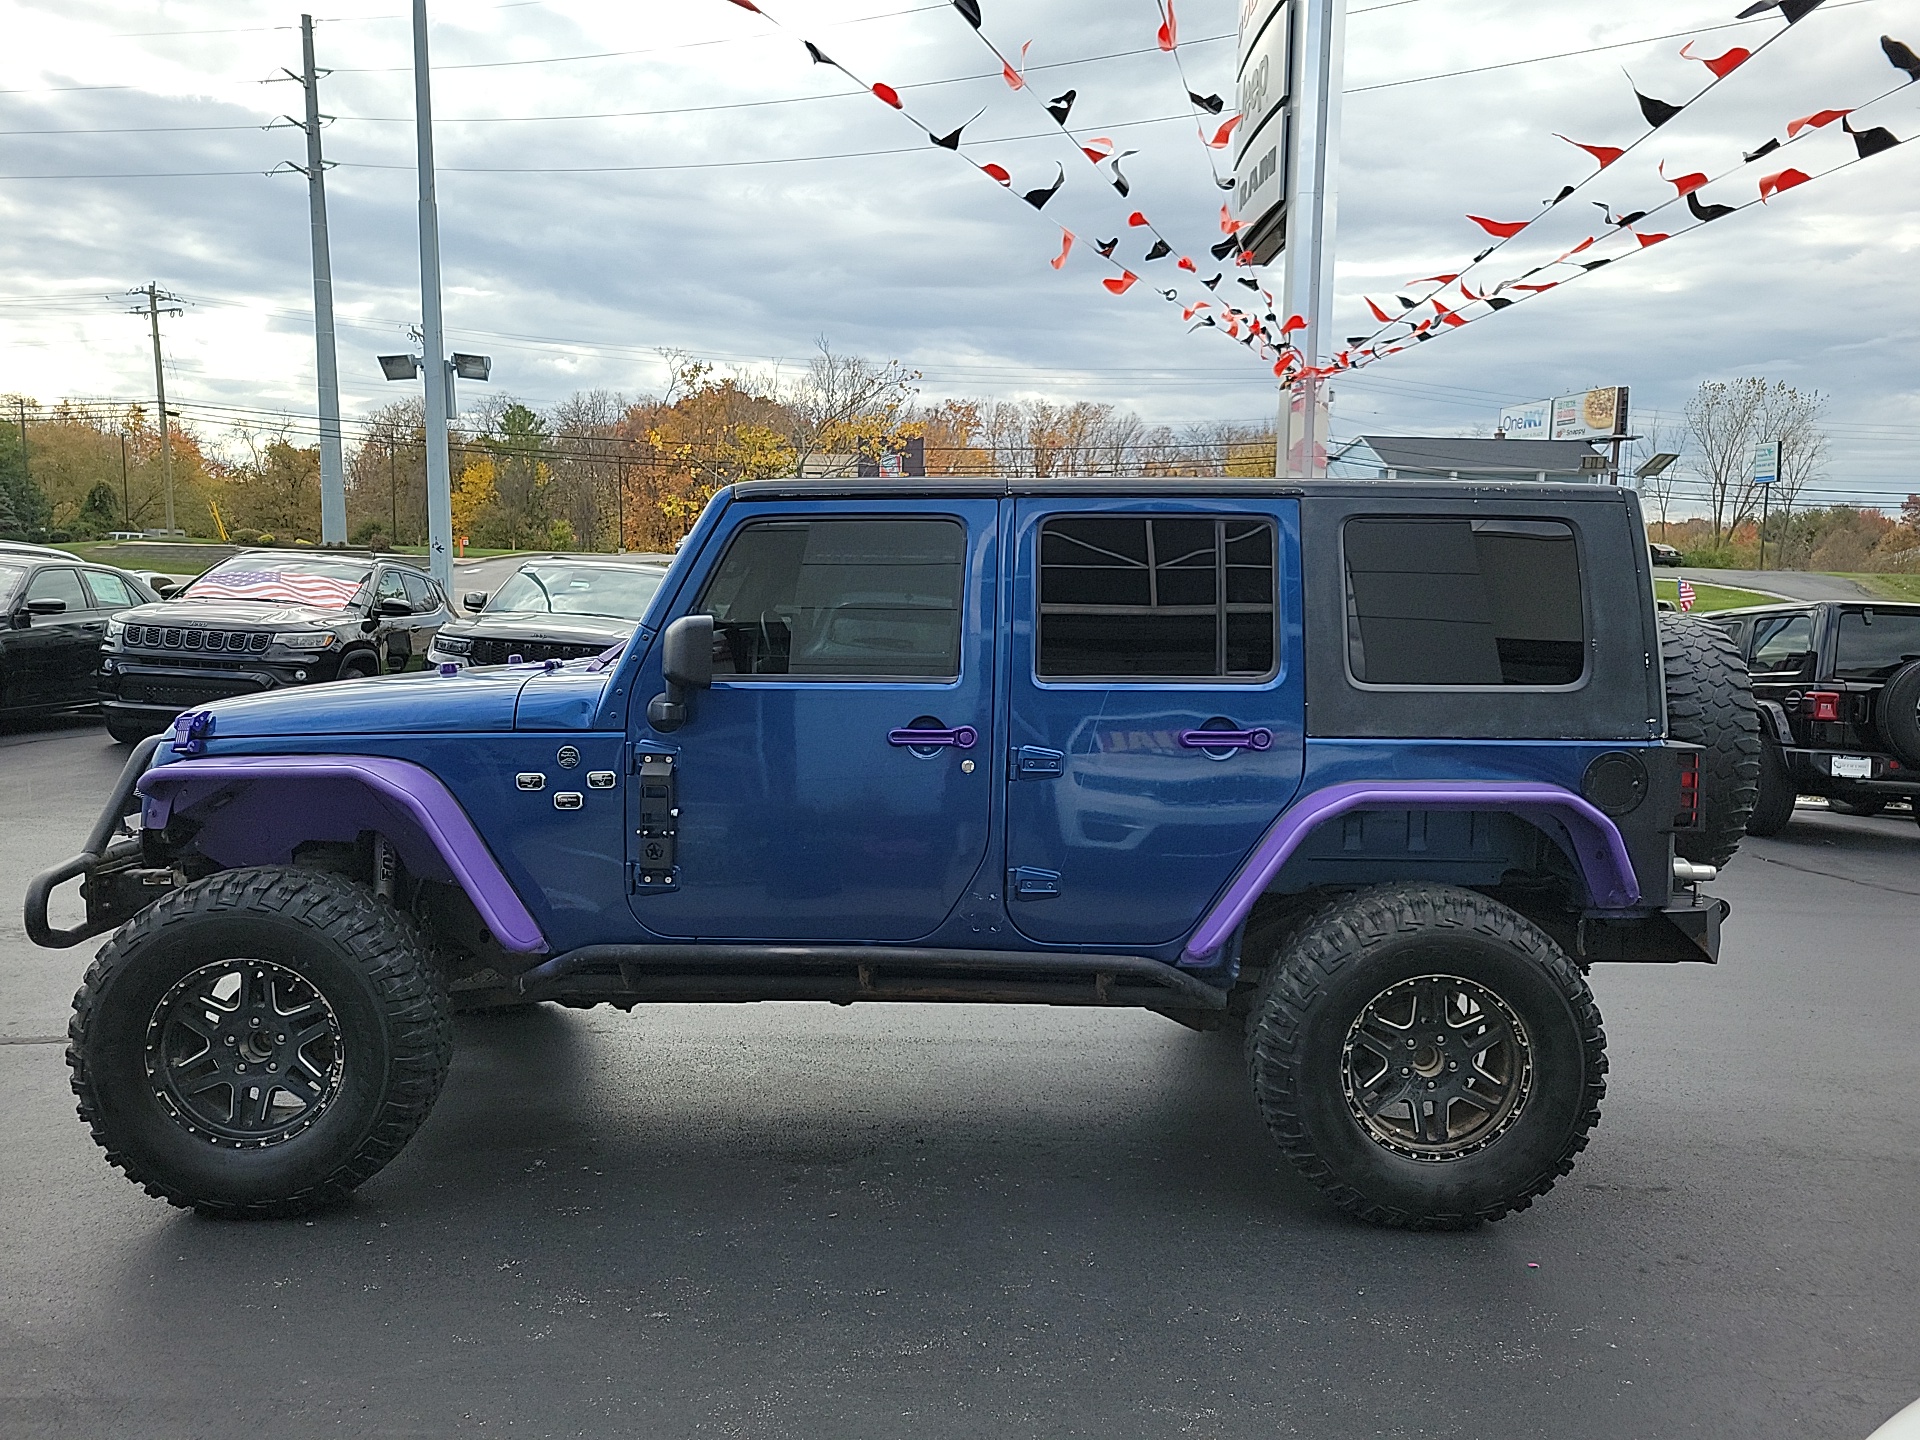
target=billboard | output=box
[1499,388,1629,442]
[1233,0,1293,265]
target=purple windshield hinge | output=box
[170,710,216,757]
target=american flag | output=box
[189,569,365,609]
[1678,578,1697,612]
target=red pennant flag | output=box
[1103,271,1140,295]
[1555,134,1626,168]
[1431,300,1468,327]
[723,0,762,10]
[1759,167,1812,201]
[1208,114,1242,149]
[1001,40,1031,91]
[1659,161,1708,196]
[1680,42,1751,78]
[871,82,903,109]
[1366,296,1393,323]
[1177,256,1198,272]
[1051,230,1074,270]
[1081,136,1114,162]
[1280,314,1307,334]
[981,163,1012,185]
[1468,215,1529,238]
[1407,273,1460,285]
[1633,229,1670,247]
[1509,282,1558,293]
[1127,211,1151,227]
[1157,0,1178,52]
[1219,205,1248,235]
[1786,108,1850,139]
[1553,236,1598,264]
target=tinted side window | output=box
[698,518,964,679]
[376,570,409,604]
[401,571,438,610]
[1038,516,1276,679]
[1834,610,1920,680]
[1345,517,1585,687]
[83,570,137,608]
[26,567,89,612]
[1750,613,1815,673]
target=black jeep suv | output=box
[1707,600,1920,831]
[98,549,450,743]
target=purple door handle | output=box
[889,725,978,750]
[1179,728,1273,752]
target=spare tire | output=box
[1661,614,1760,868]
[1880,659,1920,769]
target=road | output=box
[2,721,1917,1440]
[1677,568,1879,602]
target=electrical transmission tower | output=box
[127,283,184,535]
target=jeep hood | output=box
[121,597,354,628]
[192,663,618,738]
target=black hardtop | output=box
[1712,599,1920,618]
[729,476,1639,505]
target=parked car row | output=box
[1,540,669,740]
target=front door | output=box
[1003,498,1305,947]
[631,501,998,943]
[20,566,100,707]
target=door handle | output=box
[1179,728,1273,752]
[888,725,977,750]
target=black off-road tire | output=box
[337,653,380,681]
[68,867,453,1219]
[1880,660,1920,769]
[1244,884,1606,1231]
[1660,614,1760,868]
[1745,738,1799,837]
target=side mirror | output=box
[27,598,68,615]
[647,614,715,733]
[463,591,489,612]
[375,597,413,617]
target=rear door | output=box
[1003,498,1305,946]
[631,500,999,943]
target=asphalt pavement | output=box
[1677,568,1880,603]
[2,720,1917,1440]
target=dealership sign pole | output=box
[1753,440,1781,570]
[1234,0,1347,479]
[411,0,455,590]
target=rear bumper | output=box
[1580,892,1728,964]
[1781,747,1918,796]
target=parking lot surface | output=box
[2,720,1916,1439]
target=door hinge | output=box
[1008,866,1062,900]
[631,750,679,893]
[1012,746,1065,778]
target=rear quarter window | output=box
[1344,517,1585,687]
[1834,610,1920,680]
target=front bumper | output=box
[99,657,336,716]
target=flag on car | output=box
[1678,579,1697,612]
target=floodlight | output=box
[452,353,492,381]
[379,354,422,381]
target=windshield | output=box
[0,560,25,604]
[183,556,371,609]
[1834,609,1920,680]
[487,564,665,621]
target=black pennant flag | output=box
[1549,184,1575,205]
[1144,238,1172,260]
[1023,165,1065,210]
[1202,274,1223,290]
[1108,152,1137,197]
[1486,297,1516,310]
[804,41,834,66]
[1396,295,1416,310]
[1472,246,1495,263]
[1189,90,1225,114]
[1636,89,1684,127]
[1095,237,1119,258]
[952,0,983,28]
[1687,191,1737,222]
[1844,115,1902,158]
[1209,237,1241,259]
[1239,277,1261,290]
[1737,0,1824,20]
[1046,90,1076,125]
[1744,137,1783,162]
[1883,35,1920,81]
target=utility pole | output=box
[1277,0,1346,478]
[389,440,398,543]
[129,284,183,534]
[282,16,348,546]
[119,429,130,525]
[411,0,455,590]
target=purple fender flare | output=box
[137,755,547,955]
[1180,780,1642,966]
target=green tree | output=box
[0,410,51,538]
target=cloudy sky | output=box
[1,0,1916,507]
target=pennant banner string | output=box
[1340,2,1845,361]
[1152,0,1240,195]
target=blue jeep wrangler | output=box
[27,480,1757,1229]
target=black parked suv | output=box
[1707,601,1920,831]
[98,549,450,743]
[1,554,159,719]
